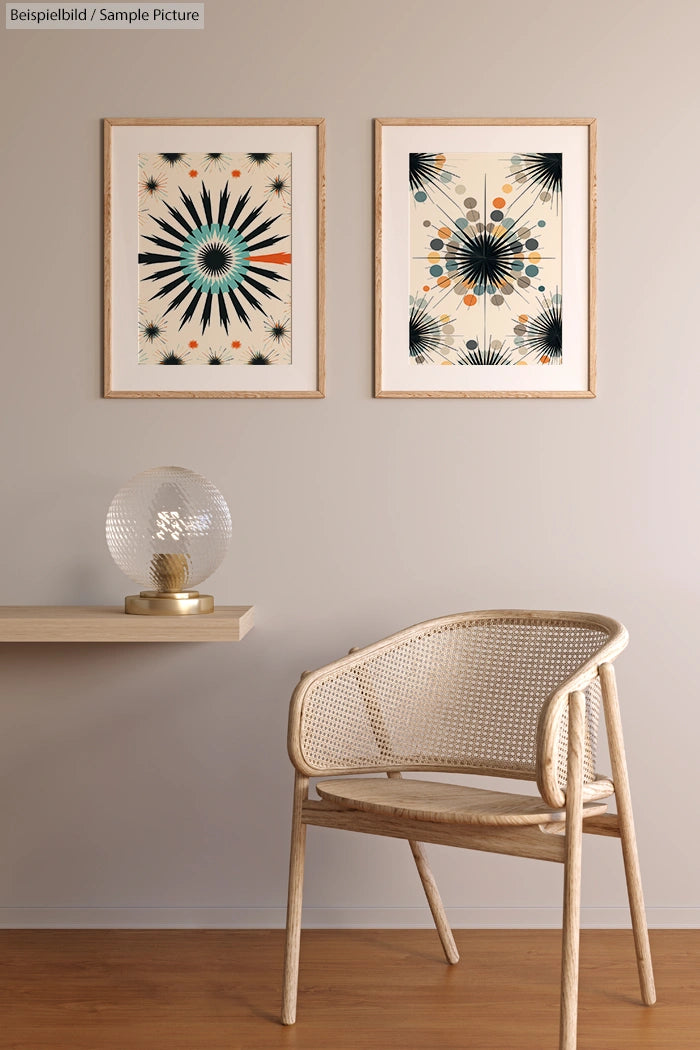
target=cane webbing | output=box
[299,617,608,788]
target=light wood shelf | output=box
[0,606,254,642]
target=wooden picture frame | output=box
[104,118,325,398]
[375,118,596,398]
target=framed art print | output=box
[104,118,325,397]
[375,118,596,398]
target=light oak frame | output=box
[374,118,597,398]
[281,611,655,1050]
[104,117,325,398]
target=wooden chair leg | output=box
[600,663,656,1005]
[408,839,460,964]
[281,773,309,1025]
[560,691,585,1050]
[386,773,459,964]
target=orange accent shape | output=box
[493,197,506,208]
[502,184,512,193]
[231,170,241,178]
[438,226,451,239]
[437,276,451,288]
[529,252,541,263]
[435,154,446,168]
[464,294,477,306]
[188,340,198,348]
[189,170,198,178]
[231,340,241,348]
[519,314,529,323]
[541,355,550,364]
[246,252,291,265]
[423,285,430,292]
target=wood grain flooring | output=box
[0,929,696,1049]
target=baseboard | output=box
[0,907,697,929]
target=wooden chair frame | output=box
[281,611,655,1049]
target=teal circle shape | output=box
[179,223,250,294]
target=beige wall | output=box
[0,0,697,928]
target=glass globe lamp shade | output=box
[106,466,232,615]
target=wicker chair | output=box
[281,610,655,1048]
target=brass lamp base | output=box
[125,591,215,615]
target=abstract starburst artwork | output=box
[409,152,562,367]
[138,152,292,365]
[375,119,595,398]
[105,119,324,398]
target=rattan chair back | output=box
[288,610,627,808]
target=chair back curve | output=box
[287,610,628,808]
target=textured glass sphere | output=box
[106,467,232,592]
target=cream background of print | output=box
[409,152,562,366]
[138,151,292,366]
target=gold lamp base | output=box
[125,591,215,615]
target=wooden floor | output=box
[0,929,696,1049]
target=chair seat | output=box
[316,777,608,826]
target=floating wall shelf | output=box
[0,606,254,643]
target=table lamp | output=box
[106,466,232,615]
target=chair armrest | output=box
[536,623,627,808]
